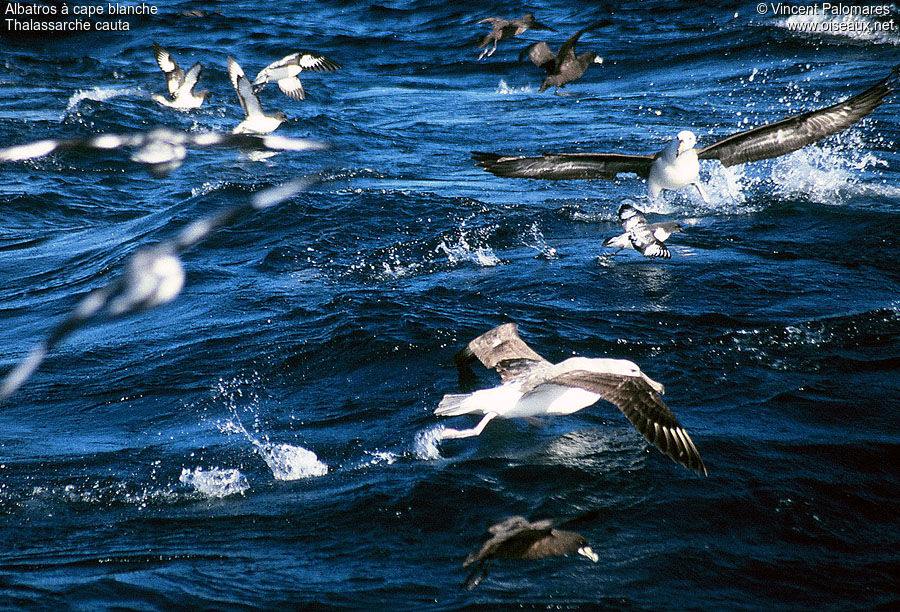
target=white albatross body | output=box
[435,324,706,475]
[647,131,709,202]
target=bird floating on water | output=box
[463,515,598,590]
[228,56,288,134]
[0,177,320,404]
[0,128,328,176]
[476,14,554,61]
[151,42,209,109]
[520,22,604,93]
[435,323,707,476]
[474,63,900,201]
[252,51,341,101]
[602,203,683,259]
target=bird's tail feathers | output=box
[435,393,473,416]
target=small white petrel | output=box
[252,51,341,101]
[0,128,328,176]
[0,177,319,403]
[151,42,208,109]
[228,56,287,134]
[602,203,683,258]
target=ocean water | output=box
[0,1,898,609]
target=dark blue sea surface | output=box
[0,1,898,609]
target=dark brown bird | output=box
[520,22,604,93]
[463,516,598,590]
[477,13,554,60]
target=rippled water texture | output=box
[0,1,898,610]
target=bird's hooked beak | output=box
[676,135,689,155]
[577,546,599,562]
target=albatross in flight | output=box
[0,128,327,176]
[252,51,341,101]
[151,42,209,109]
[474,63,899,200]
[228,57,288,134]
[0,177,319,403]
[602,203,683,259]
[476,13,554,61]
[463,515,598,590]
[435,323,707,476]
[520,22,604,93]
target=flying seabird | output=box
[474,63,900,200]
[463,515,598,590]
[435,323,707,476]
[476,14,554,61]
[252,52,341,101]
[520,22,604,93]
[0,177,319,403]
[0,128,328,176]
[228,57,288,134]
[602,203,683,259]
[151,42,209,109]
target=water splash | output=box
[179,467,249,498]
[769,134,885,204]
[414,426,444,461]
[434,234,501,267]
[495,79,534,94]
[258,443,328,480]
[522,222,558,259]
[65,86,143,115]
[219,403,328,481]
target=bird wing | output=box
[153,42,184,94]
[277,77,306,101]
[228,57,264,119]
[621,205,671,258]
[519,41,556,72]
[454,323,549,382]
[465,518,554,566]
[697,63,899,167]
[478,17,507,27]
[541,367,707,476]
[473,151,655,180]
[554,21,604,69]
[177,62,202,96]
[287,51,342,72]
[227,57,248,115]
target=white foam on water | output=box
[258,443,328,480]
[776,12,900,46]
[414,426,444,461]
[768,135,886,205]
[65,86,143,114]
[179,467,249,498]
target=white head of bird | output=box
[676,130,697,155]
